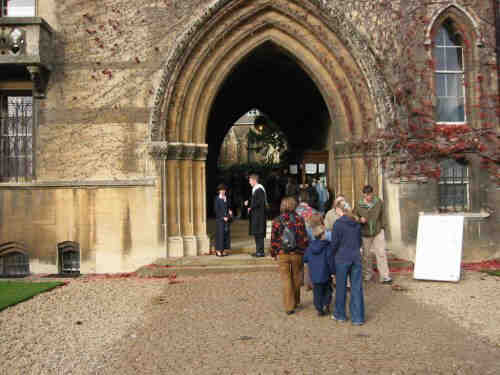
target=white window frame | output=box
[1,0,37,17]
[434,24,467,125]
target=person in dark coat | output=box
[214,184,232,257]
[330,199,365,325]
[245,174,267,257]
[303,224,334,316]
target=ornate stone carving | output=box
[0,27,25,55]
[8,28,25,54]
[148,141,169,159]
[149,142,208,160]
[180,143,197,160]
[26,65,49,99]
[166,142,185,160]
[149,0,394,142]
[193,144,209,161]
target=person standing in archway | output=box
[245,174,267,257]
[214,184,232,257]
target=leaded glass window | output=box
[0,95,33,182]
[433,21,466,123]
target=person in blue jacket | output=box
[330,199,365,325]
[303,224,334,316]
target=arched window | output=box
[433,20,466,123]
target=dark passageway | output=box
[206,42,332,209]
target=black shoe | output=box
[286,310,295,315]
[324,305,331,314]
[253,252,265,258]
[317,310,326,317]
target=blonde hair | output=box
[333,195,345,207]
[312,224,326,239]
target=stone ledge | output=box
[0,178,156,189]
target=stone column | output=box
[149,142,210,258]
[193,144,210,254]
[165,143,184,257]
[180,144,197,256]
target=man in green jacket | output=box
[353,185,392,284]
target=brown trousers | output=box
[278,253,304,312]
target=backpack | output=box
[279,214,297,252]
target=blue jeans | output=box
[313,282,333,312]
[334,261,365,324]
[306,226,314,241]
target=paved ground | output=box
[1,271,499,375]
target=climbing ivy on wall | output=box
[346,0,499,184]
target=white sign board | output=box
[413,214,464,282]
[305,163,317,174]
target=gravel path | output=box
[398,270,500,346]
[0,271,499,375]
[0,278,165,375]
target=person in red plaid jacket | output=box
[271,196,309,315]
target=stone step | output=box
[136,254,413,278]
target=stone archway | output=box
[148,0,393,257]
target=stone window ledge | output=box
[419,211,491,220]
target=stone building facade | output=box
[0,0,497,274]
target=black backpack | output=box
[279,214,297,252]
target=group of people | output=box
[214,174,268,257]
[270,183,392,324]
[215,173,392,324]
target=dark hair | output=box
[216,184,227,192]
[280,196,297,213]
[249,174,259,182]
[362,185,374,194]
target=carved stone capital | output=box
[148,141,169,159]
[193,144,209,161]
[149,142,208,160]
[166,142,185,160]
[180,143,197,160]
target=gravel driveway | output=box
[0,271,499,375]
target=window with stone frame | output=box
[1,0,36,17]
[433,20,466,124]
[438,158,469,212]
[0,94,34,182]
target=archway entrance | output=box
[207,42,331,215]
[148,0,392,257]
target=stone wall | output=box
[0,182,164,273]
[0,0,496,272]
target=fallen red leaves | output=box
[461,259,500,271]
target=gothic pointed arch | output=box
[425,4,483,47]
[148,0,393,146]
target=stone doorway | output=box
[148,0,393,258]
